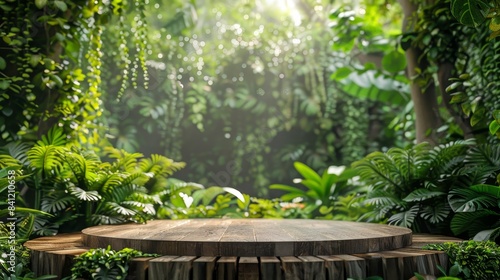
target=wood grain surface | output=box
[82,219,412,256]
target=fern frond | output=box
[38,126,67,146]
[103,183,136,202]
[0,154,20,169]
[104,147,144,172]
[427,140,472,178]
[466,144,500,168]
[27,145,64,177]
[62,149,99,184]
[139,154,185,177]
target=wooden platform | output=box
[82,219,413,256]
[25,219,463,280]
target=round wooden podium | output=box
[82,219,412,256]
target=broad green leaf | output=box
[470,107,486,126]
[301,179,323,197]
[473,227,500,241]
[340,71,410,106]
[293,162,322,184]
[0,56,5,70]
[382,51,406,73]
[330,67,352,81]
[489,118,500,134]
[451,0,490,26]
[270,184,306,195]
[471,184,500,198]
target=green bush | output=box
[66,246,157,280]
[424,240,500,280]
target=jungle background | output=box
[1,0,500,273]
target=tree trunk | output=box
[399,0,443,145]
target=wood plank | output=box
[128,257,155,280]
[352,252,384,278]
[335,254,366,280]
[165,256,197,280]
[280,256,303,280]
[317,255,345,280]
[216,256,237,280]
[260,256,282,280]
[193,256,217,280]
[148,256,179,280]
[238,257,259,280]
[297,256,325,280]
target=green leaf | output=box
[330,67,352,81]
[451,0,490,27]
[382,51,406,73]
[35,0,48,8]
[294,162,322,184]
[0,57,5,70]
[490,120,500,135]
[403,188,444,202]
[53,0,67,12]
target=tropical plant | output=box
[424,240,500,280]
[353,140,476,233]
[1,127,186,235]
[66,246,157,280]
[450,0,500,38]
[156,179,250,219]
[448,183,500,241]
[270,162,366,219]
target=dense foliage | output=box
[424,240,500,280]
[67,246,157,280]
[99,0,407,196]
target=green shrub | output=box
[67,246,157,280]
[424,240,500,280]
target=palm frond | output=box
[41,192,76,213]
[121,201,156,215]
[69,186,102,202]
[403,188,445,202]
[448,187,497,212]
[3,142,31,164]
[90,214,127,225]
[104,202,138,216]
[450,210,499,236]
[353,151,400,190]
[388,204,420,228]
[420,202,450,224]
[427,140,472,178]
